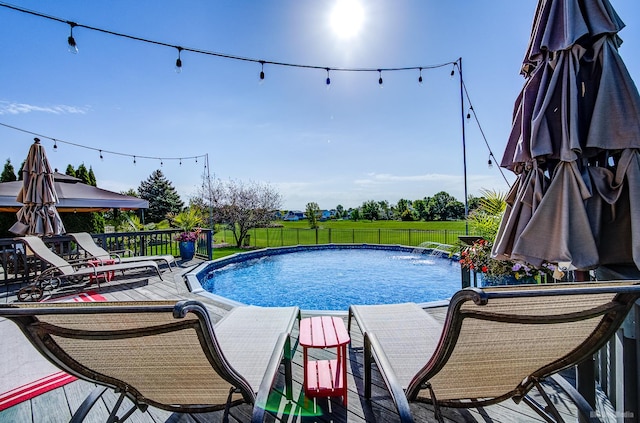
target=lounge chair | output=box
[0,300,300,422]
[348,281,640,423]
[16,236,163,301]
[69,232,177,270]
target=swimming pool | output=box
[188,244,461,311]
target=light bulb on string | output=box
[67,22,78,54]
[99,150,103,161]
[175,47,183,73]
[133,156,136,165]
[488,155,493,168]
[160,159,164,167]
[325,68,331,87]
[53,140,58,152]
[259,61,265,83]
[467,107,472,119]
[418,68,423,85]
[378,70,383,87]
[179,158,182,166]
[450,65,455,77]
[195,157,198,164]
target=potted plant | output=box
[459,239,554,286]
[171,209,204,260]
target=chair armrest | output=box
[367,332,415,423]
[252,332,290,423]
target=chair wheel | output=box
[18,286,44,302]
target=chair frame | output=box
[15,236,163,301]
[0,300,299,423]
[69,232,177,271]
[349,281,640,423]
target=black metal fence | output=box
[217,227,467,248]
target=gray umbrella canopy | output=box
[493,0,640,272]
[9,138,65,236]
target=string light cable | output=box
[459,77,511,187]
[0,122,206,166]
[0,2,456,79]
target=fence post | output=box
[378,229,381,244]
[329,228,332,244]
[315,228,319,244]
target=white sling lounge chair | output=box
[69,232,177,270]
[16,236,163,301]
[0,300,300,422]
[348,281,640,423]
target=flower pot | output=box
[179,241,195,261]
[480,273,537,287]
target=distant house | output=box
[319,210,332,221]
[283,210,305,221]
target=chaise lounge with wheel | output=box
[16,236,163,301]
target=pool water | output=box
[201,248,461,310]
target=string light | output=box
[99,149,103,160]
[0,4,457,86]
[179,158,182,166]
[418,67,423,85]
[488,155,493,168]
[467,107,472,119]
[378,69,383,87]
[133,155,136,165]
[175,47,182,73]
[450,64,455,77]
[53,139,58,151]
[325,68,331,86]
[67,21,78,54]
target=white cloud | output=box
[0,101,90,115]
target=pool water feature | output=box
[188,244,461,311]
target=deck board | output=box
[0,260,598,422]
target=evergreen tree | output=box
[1,159,17,182]
[0,159,18,236]
[138,170,184,223]
[76,163,90,184]
[17,160,25,180]
[65,164,76,178]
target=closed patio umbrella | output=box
[492,0,640,272]
[9,138,65,236]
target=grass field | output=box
[212,219,469,255]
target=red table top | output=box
[299,316,350,348]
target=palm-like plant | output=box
[468,189,506,242]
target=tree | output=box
[1,159,17,182]
[0,159,18,236]
[202,177,282,248]
[426,191,462,221]
[65,164,76,178]
[305,202,321,229]
[59,163,105,233]
[335,204,344,219]
[377,200,390,220]
[138,169,184,223]
[361,200,380,221]
[468,189,507,241]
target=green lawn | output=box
[278,219,466,231]
[214,219,468,249]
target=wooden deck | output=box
[0,260,597,422]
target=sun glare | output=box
[330,0,364,39]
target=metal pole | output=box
[458,57,469,235]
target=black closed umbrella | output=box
[9,138,65,237]
[492,0,640,272]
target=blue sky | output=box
[1,0,639,211]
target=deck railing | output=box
[0,229,213,285]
